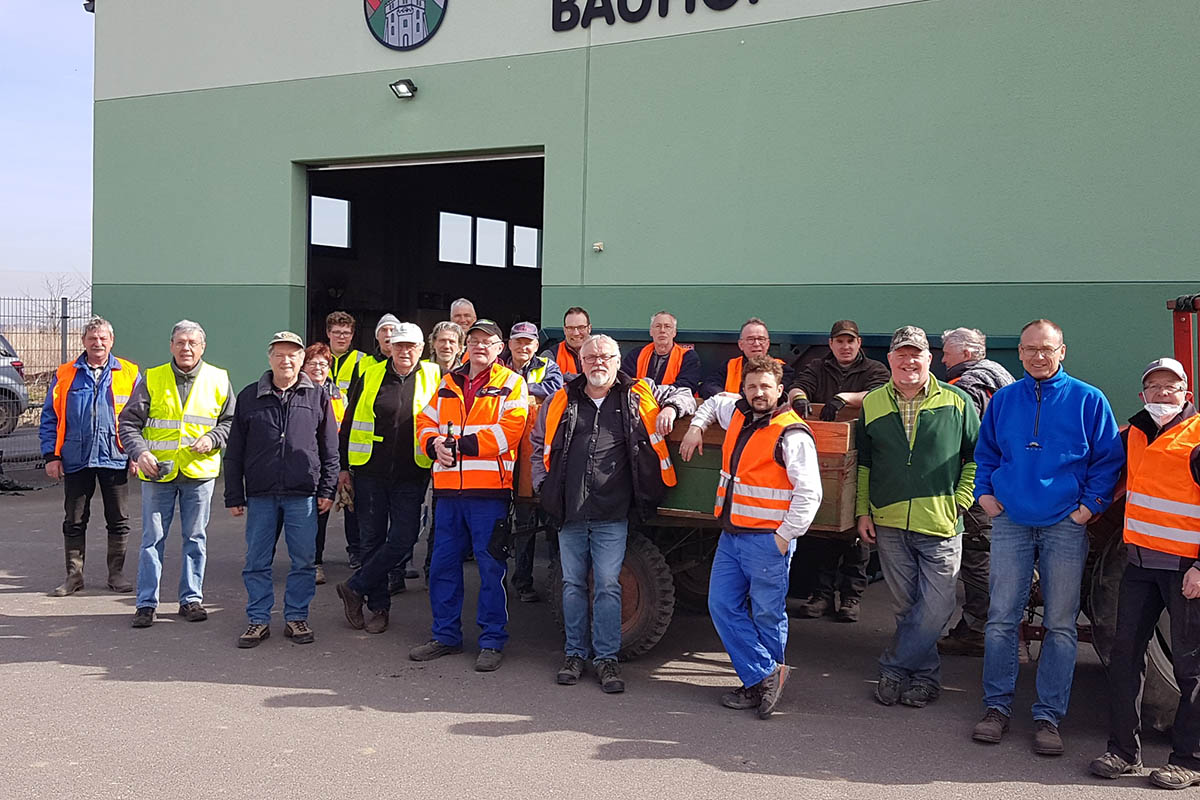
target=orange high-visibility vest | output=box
[635,343,688,385]
[555,342,582,375]
[714,405,810,532]
[416,362,528,494]
[723,356,785,394]
[1124,415,1200,558]
[540,379,677,487]
[51,357,139,456]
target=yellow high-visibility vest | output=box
[347,360,439,469]
[140,362,229,482]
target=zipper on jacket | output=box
[1032,380,1043,442]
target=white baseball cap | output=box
[1141,357,1188,384]
[388,322,424,345]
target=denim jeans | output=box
[136,478,213,608]
[428,497,510,650]
[347,474,427,612]
[983,512,1089,724]
[1106,564,1200,770]
[875,525,962,689]
[243,495,317,624]
[558,518,628,662]
[708,532,795,688]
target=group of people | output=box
[36,302,1200,788]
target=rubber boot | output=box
[106,534,133,593]
[50,536,85,597]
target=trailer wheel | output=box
[1086,504,1178,732]
[549,530,676,660]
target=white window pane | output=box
[513,226,541,268]
[311,196,350,248]
[475,217,507,268]
[439,212,472,264]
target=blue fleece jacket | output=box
[974,367,1122,527]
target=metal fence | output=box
[0,296,92,464]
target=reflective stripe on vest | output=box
[416,363,528,492]
[636,343,686,385]
[140,362,229,482]
[333,350,364,393]
[1124,415,1200,557]
[714,406,809,532]
[347,360,439,469]
[555,342,581,375]
[724,356,785,394]
[51,356,139,456]
[541,379,677,487]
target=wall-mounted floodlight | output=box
[389,79,418,99]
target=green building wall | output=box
[93,0,1200,415]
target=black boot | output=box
[106,534,133,593]
[50,535,85,597]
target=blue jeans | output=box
[875,526,962,689]
[428,497,510,650]
[559,518,628,662]
[243,495,317,624]
[347,474,427,612]
[708,532,795,688]
[983,512,1089,724]
[136,478,213,608]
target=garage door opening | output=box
[306,154,544,352]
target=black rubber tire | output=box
[671,558,712,613]
[0,392,18,436]
[548,530,676,660]
[1087,503,1178,733]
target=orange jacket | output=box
[416,362,528,497]
[723,355,785,394]
[554,342,582,376]
[1124,414,1200,558]
[51,357,139,457]
[715,405,810,533]
[635,343,686,385]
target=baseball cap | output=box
[509,321,539,342]
[466,319,504,340]
[388,322,424,345]
[889,325,930,353]
[1141,357,1188,385]
[829,320,860,338]
[268,331,304,348]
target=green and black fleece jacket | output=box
[854,379,980,537]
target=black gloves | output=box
[790,395,812,419]
[819,396,848,422]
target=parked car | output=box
[0,333,31,436]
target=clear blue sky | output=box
[0,1,94,296]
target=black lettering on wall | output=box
[703,0,737,9]
[581,0,617,26]
[618,0,654,23]
[553,0,582,31]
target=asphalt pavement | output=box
[0,468,1171,799]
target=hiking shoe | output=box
[237,623,270,648]
[899,683,940,708]
[131,607,155,628]
[596,659,625,694]
[874,675,902,706]
[314,564,326,585]
[1150,764,1200,790]
[794,595,832,619]
[475,648,504,672]
[388,577,406,596]
[757,663,791,719]
[557,655,585,685]
[1033,720,1064,756]
[409,639,464,662]
[937,631,986,657]
[364,610,389,635]
[972,708,1010,743]
[835,597,860,623]
[348,555,362,570]
[517,587,539,603]
[336,581,365,630]
[1089,751,1146,779]
[178,602,208,622]
[721,684,762,710]
[284,620,315,644]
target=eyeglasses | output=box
[1144,383,1187,394]
[306,361,330,370]
[564,325,591,333]
[583,354,620,365]
[740,336,769,344]
[1019,345,1063,357]
[467,339,501,349]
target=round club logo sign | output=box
[365,0,446,51]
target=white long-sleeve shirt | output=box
[689,393,823,541]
